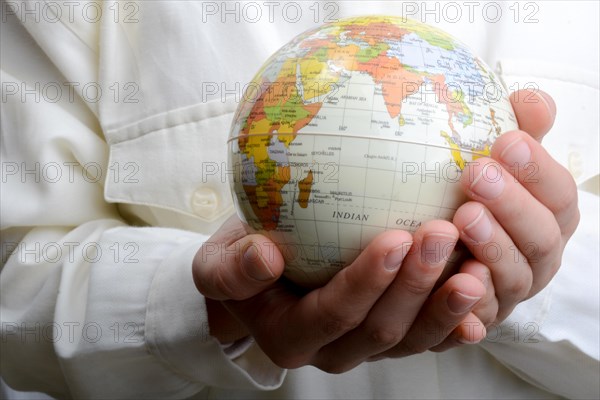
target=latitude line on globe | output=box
[229,132,493,157]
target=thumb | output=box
[193,224,285,301]
[509,89,557,142]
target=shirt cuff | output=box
[145,237,286,391]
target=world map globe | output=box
[228,15,518,288]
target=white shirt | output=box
[1,1,598,399]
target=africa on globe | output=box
[228,15,517,288]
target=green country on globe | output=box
[228,15,518,288]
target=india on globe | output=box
[228,15,517,288]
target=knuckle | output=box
[506,202,526,222]
[530,225,562,264]
[222,225,248,247]
[343,265,389,294]
[369,277,392,293]
[399,277,435,297]
[367,327,404,348]
[504,276,531,302]
[320,310,362,337]
[552,176,578,215]
[406,341,429,355]
[526,257,563,301]
[316,290,363,337]
[547,258,563,281]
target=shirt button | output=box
[191,187,219,218]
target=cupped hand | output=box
[192,89,578,366]
[193,215,485,373]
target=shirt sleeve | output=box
[1,223,285,398]
[0,3,284,398]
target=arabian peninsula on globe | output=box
[228,15,518,287]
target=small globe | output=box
[228,15,517,288]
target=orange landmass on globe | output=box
[357,54,425,119]
[297,169,314,208]
[238,58,324,230]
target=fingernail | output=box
[421,233,457,266]
[470,163,505,200]
[500,138,531,168]
[536,91,557,119]
[462,208,493,244]
[447,291,482,314]
[384,242,412,271]
[243,244,275,281]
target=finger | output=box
[491,129,580,238]
[460,157,564,297]
[380,273,486,358]
[453,202,532,318]
[509,89,556,142]
[456,259,498,327]
[312,221,458,372]
[429,260,497,352]
[455,312,488,343]
[192,217,285,301]
[429,312,487,352]
[227,229,413,369]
